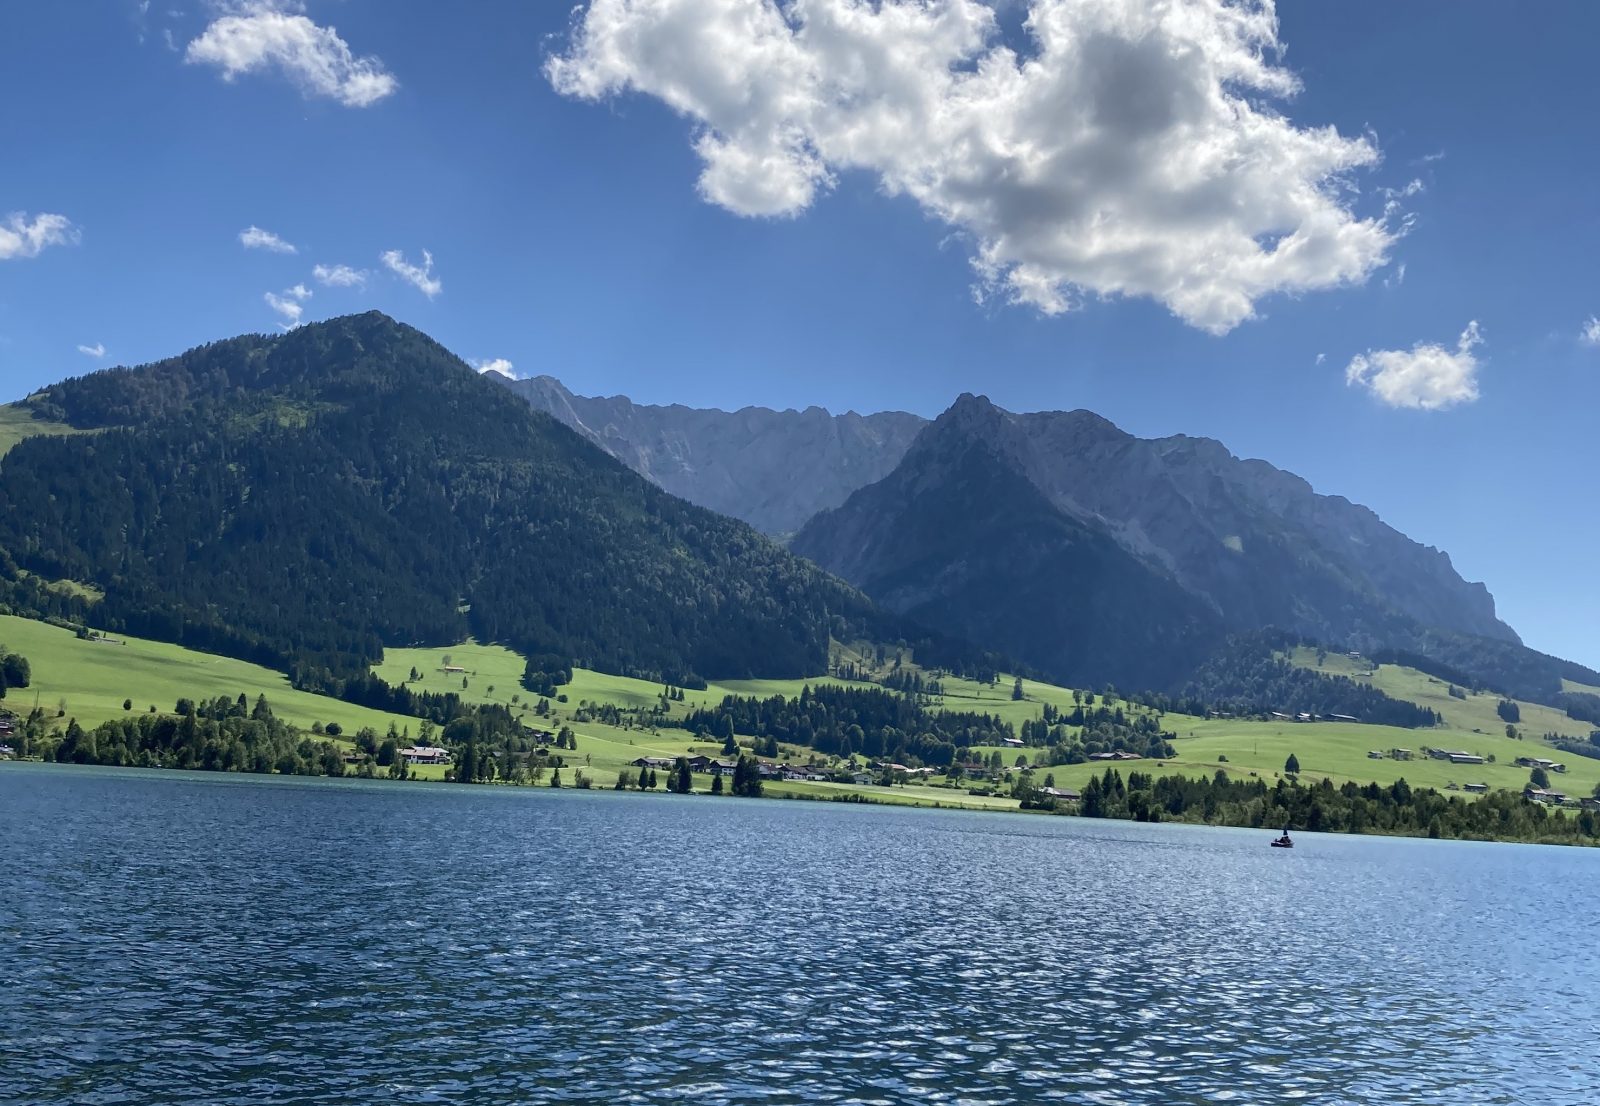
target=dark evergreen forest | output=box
[0,313,968,686]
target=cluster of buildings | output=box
[1523,786,1600,810]
[1367,748,1414,760]
[629,754,832,782]
[1272,712,1361,724]
[1424,747,1486,766]
[1513,755,1567,774]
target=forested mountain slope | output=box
[792,406,1222,689]
[0,313,935,685]
[794,394,1584,697]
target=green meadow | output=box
[9,613,1596,810]
[0,615,425,737]
[1024,717,1600,799]
[0,404,85,457]
[1294,646,1594,740]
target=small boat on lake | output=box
[1270,829,1294,849]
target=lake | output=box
[3,764,1597,1104]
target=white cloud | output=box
[0,212,79,260]
[78,342,107,358]
[312,262,368,288]
[548,0,1397,333]
[1581,315,1600,348]
[1314,352,1325,365]
[264,282,312,328]
[239,225,297,253]
[186,1,398,108]
[472,357,517,377]
[380,248,442,297]
[1345,321,1483,411]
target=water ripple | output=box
[2,764,1598,1104]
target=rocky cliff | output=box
[491,374,925,536]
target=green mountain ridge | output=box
[0,313,953,686]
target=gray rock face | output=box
[492,373,926,536]
[496,375,1518,658]
[797,393,1518,654]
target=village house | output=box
[439,665,467,674]
[780,765,828,782]
[630,756,674,770]
[1525,787,1567,805]
[849,770,874,785]
[398,745,451,765]
[1448,753,1486,766]
[685,755,714,772]
[1088,751,1142,762]
[1463,782,1489,793]
[0,744,14,759]
[1040,786,1081,801]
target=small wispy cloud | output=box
[264,282,312,328]
[240,225,296,254]
[1314,353,1326,366]
[0,212,79,260]
[471,357,517,378]
[1581,315,1600,348]
[1345,321,1483,411]
[381,248,441,297]
[312,262,368,288]
[77,342,107,358]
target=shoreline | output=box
[6,758,1595,851]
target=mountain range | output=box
[2,313,1592,705]
[502,372,1546,690]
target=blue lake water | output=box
[2,763,1597,1104]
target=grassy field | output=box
[1292,646,1594,741]
[0,403,87,458]
[999,716,1599,802]
[0,615,426,736]
[369,641,1014,808]
[11,612,1594,811]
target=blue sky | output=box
[2,1,1597,666]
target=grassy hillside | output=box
[1291,646,1593,740]
[0,615,426,736]
[372,638,1599,799]
[972,718,1600,805]
[12,616,1593,814]
[0,403,85,457]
